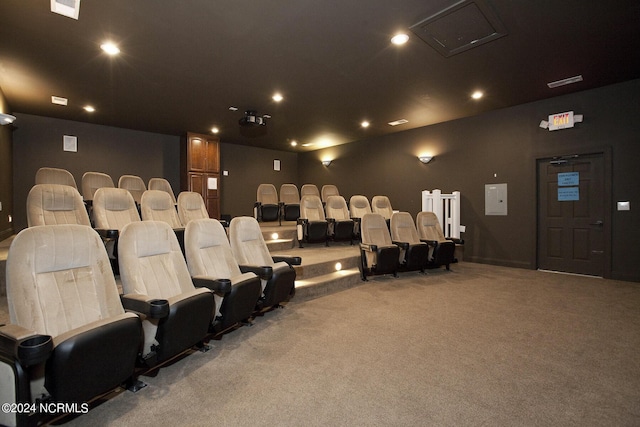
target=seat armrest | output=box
[297,218,308,226]
[121,294,169,319]
[360,243,378,252]
[420,239,438,246]
[95,228,119,239]
[392,241,410,250]
[239,265,274,280]
[326,218,336,224]
[0,324,53,367]
[192,276,232,294]
[272,256,302,266]
[447,237,464,244]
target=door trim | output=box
[535,147,612,278]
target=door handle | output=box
[590,220,603,226]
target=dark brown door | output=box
[537,153,605,276]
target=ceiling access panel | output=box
[410,0,508,58]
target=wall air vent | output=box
[51,0,81,20]
[410,0,507,58]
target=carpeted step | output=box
[292,268,362,302]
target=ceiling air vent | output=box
[410,0,507,58]
[51,0,81,20]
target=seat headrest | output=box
[30,184,81,211]
[96,188,135,211]
[120,221,178,258]
[181,192,204,210]
[142,190,173,210]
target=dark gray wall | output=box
[12,114,181,231]
[0,87,13,240]
[220,143,298,218]
[299,79,640,281]
[7,80,640,281]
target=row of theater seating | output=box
[35,166,177,207]
[254,182,461,276]
[358,211,461,281]
[2,180,301,426]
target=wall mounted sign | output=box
[558,172,579,186]
[558,187,579,201]
[539,111,583,131]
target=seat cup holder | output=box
[149,299,170,318]
[18,335,53,366]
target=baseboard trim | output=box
[465,256,533,270]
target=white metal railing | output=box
[421,189,461,239]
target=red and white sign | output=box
[548,111,574,131]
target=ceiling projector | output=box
[239,110,267,126]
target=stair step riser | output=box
[294,271,362,302]
[294,257,360,280]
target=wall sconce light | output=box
[0,113,16,125]
[418,155,433,164]
[322,160,332,167]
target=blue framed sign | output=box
[558,187,579,201]
[558,172,579,186]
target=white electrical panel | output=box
[485,183,508,216]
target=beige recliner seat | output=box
[140,190,185,252]
[279,183,300,221]
[148,177,177,204]
[229,217,300,311]
[255,183,280,223]
[415,211,459,270]
[372,195,394,228]
[359,213,400,281]
[92,187,141,273]
[118,174,147,207]
[390,212,430,273]
[0,224,143,427]
[300,184,320,198]
[324,195,354,244]
[349,195,372,240]
[118,221,214,365]
[81,171,114,202]
[35,167,77,189]
[297,195,329,247]
[321,184,340,203]
[177,191,209,225]
[185,218,262,333]
[26,184,90,227]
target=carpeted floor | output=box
[2,262,640,426]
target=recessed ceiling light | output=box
[290,140,297,147]
[361,121,370,128]
[83,105,95,112]
[391,33,409,45]
[471,91,483,100]
[100,42,120,55]
[272,93,283,102]
[547,75,583,88]
[211,127,219,134]
[51,96,68,106]
[388,119,408,126]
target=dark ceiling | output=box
[1,0,639,152]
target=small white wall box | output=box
[617,201,630,211]
[485,183,507,215]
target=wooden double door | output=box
[182,132,220,219]
[537,153,607,277]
